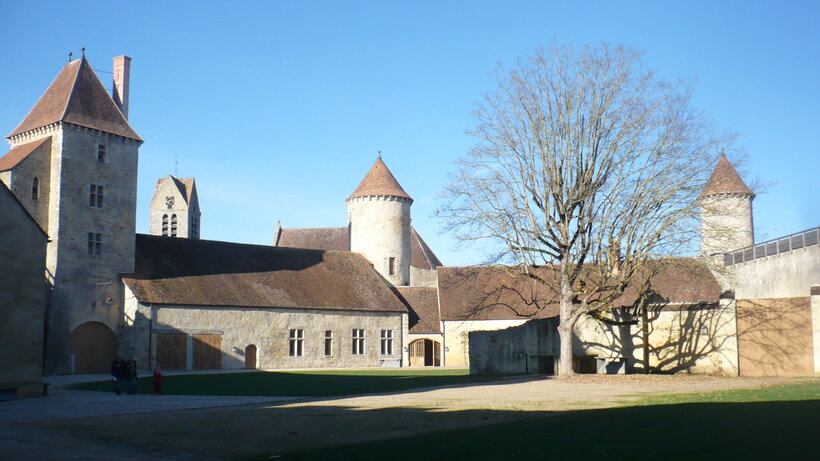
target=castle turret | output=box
[347,156,412,286]
[149,175,201,239]
[700,154,755,256]
[0,55,142,374]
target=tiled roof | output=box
[274,226,442,270]
[0,137,50,172]
[7,58,141,141]
[701,155,754,198]
[394,287,441,334]
[156,175,197,205]
[122,234,408,313]
[348,157,412,201]
[436,259,721,321]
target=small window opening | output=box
[31,177,39,201]
[388,257,396,275]
[89,184,104,208]
[171,214,178,237]
[161,214,169,236]
[97,144,106,162]
[324,330,333,357]
[289,329,304,357]
[87,232,101,255]
[352,329,365,355]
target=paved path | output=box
[0,372,296,460]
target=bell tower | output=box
[700,154,755,256]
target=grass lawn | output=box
[243,381,820,461]
[70,368,496,397]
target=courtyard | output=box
[0,370,817,460]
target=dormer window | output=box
[31,177,39,201]
[97,144,106,163]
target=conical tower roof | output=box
[348,156,413,202]
[7,58,141,141]
[701,154,754,198]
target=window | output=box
[289,329,304,357]
[324,330,333,356]
[171,214,178,237]
[161,214,169,236]
[87,232,101,255]
[31,177,39,201]
[388,257,396,275]
[190,216,199,239]
[89,184,104,208]
[380,330,394,355]
[352,329,365,355]
[97,144,105,162]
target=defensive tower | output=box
[700,154,755,256]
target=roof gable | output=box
[348,157,412,201]
[8,58,141,141]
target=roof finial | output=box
[81,47,86,58]
[377,150,382,160]
[174,154,179,176]
[68,52,73,62]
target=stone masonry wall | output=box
[348,196,411,286]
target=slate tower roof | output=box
[348,156,412,202]
[7,58,141,141]
[701,154,754,198]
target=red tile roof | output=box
[395,287,441,334]
[274,226,443,269]
[348,157,412,201]
[701,155,754,198]
[122,234,408,313]
[0,137,50,172]
[436,259,721,321]
[7,58,141,141]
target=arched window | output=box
[161,214,169,236]
[31,177,39,201]
[171,214,178,237]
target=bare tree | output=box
[438,43,733,377]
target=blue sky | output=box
[1,1,817,265]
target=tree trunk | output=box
[641,306,651,374]
[557,272,577,378]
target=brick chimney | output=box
[112,55,131,119]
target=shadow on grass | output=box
[70,370,508,397]
[240,400,820,461]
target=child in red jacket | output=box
[152,367,163,395]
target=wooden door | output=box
[409,340,425,366]
[156,333,187,369]
[70,322,118,374]
[193,334,222,370]
[432,341,441,366]
[245,345,257,369]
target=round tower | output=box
[347,156,413,286]
[700,154,755,256]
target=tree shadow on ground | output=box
[44,396,819,461]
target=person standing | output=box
[125,356,138,395]
[152,367,163,395]
[111,355,126,395]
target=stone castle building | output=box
[1,54,817,384]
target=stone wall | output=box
[124,297,407,370]
[468,319,559,375]
[727,244,820,299]
[442,319,529,367]
[0,185,47,396]
[700,194,754,256]
[348,195,411,286]
[15,124,141,374]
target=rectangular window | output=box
[97,144,106,162]
[352,329,365,355]
[289,329,304,357]
[87,232,101,255]
[388,257,396,275]
[89,184,104,208]
[380,329,394,355]
[324,330,333,357]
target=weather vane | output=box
[68,52,73,62]
[81,47,86,58]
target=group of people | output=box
[111,355,163,395]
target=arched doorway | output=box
[409,339,441,367]
[245,344,257,369]
[70,322,118,374]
